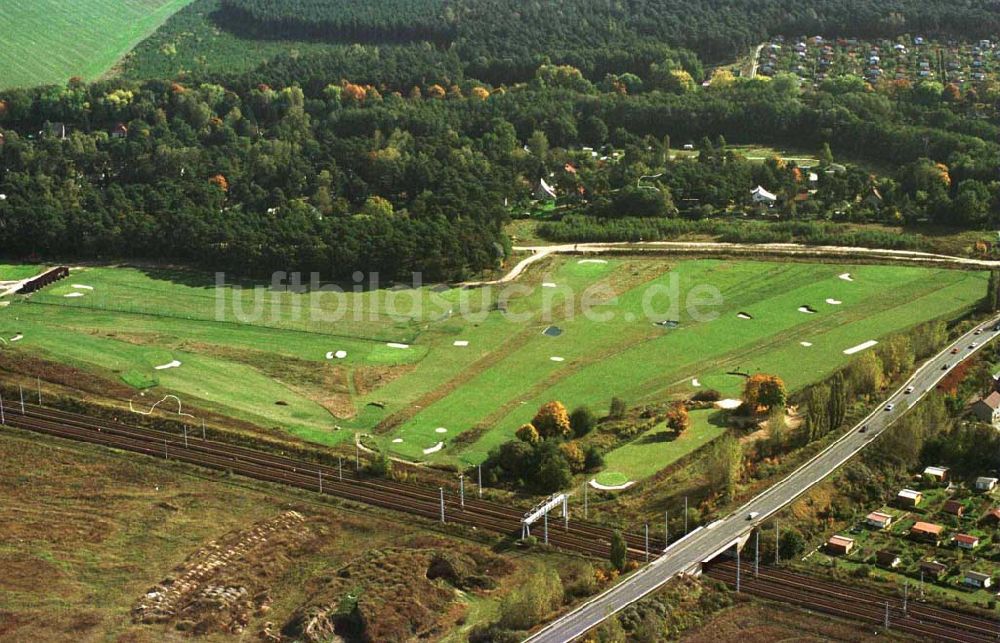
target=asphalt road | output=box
[524,315,1000,643]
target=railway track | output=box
[1,401,664,560]
[707,560,1000,642]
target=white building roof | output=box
[924,466,949,477]
[751,186,777,202]
[898,488,922,500]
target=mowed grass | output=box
[393,260,986,464]
[0,0,194,89]
[0,259,987,464]
[600,409,729,482]
[0,264,44,281]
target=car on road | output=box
[859,425,868,433]
[969,343,978,349]
[975,329,982,336]
[951,347,960,354]
[905,386,915,394]
[747,511,759,521]
[942,363,950,370]
[994,323,1000,331]
[884,403,895,412]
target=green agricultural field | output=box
[0,258,987,468]
[0,0,194,90]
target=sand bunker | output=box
[839,273,854,282]
[435,427,448,434]
[10,333,23,342]
[542,282,557,288]
[542,326,563,337]
[843,340,878,355]
[64,292,85,298]
[453,340,469,347]
[577,259,608,265]
[154,360,182,370]
[737,312,753,320]
[386,342,409,349]
[800,341,813,347]
[654,320,679,329]
[716,399,742,410]
[392,438,404,443]
[825,298,842,305]
[325,350,348,359]
[589,478,635,491]
[423,442,444,455]
[798,305,818,314]
[71,284,93,290]
[692,378,701,387]
[550,356,565,362]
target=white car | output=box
[905,386,915,394]
[747,511,760,521]
[885,403,895,412]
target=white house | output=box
[866,511,893,529]
[975,476,998,492]
[751,186,777,205]
[923,466,949,482]
[534,178,557,201]
[964,571,992,589]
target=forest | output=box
[216,0,1000,83]
[5,1,1000,276]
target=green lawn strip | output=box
[13,302,425,366]
[33,266,461,342]
[600,409,728,482]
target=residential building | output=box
[923,466,949,482]
[826,535,855,555]
[943,500,965,517]
[953,534,980,550]
[920,560,947,579]
[866,511,893,529]
[975,476,998,492]
[911,522,944,544]
[964,571,992,589]
[897,489,923,507]
[875,550,901,568]
[971,391,1000,425]
[751,186,777,205]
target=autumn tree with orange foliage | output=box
[208,174,229,192]
[532,401,571,439]
[666,401,690,433]
[342,82,367,102]
[743,374,787,414]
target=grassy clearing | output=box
[0,0,194,89]
[0,259,986,465]
[600,409,729,482]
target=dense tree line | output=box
[212,0,1000,84]
[219,0,455,46]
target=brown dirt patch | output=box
[133,510,322,636]
[353,364,414,397]
[683,600,892,642]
